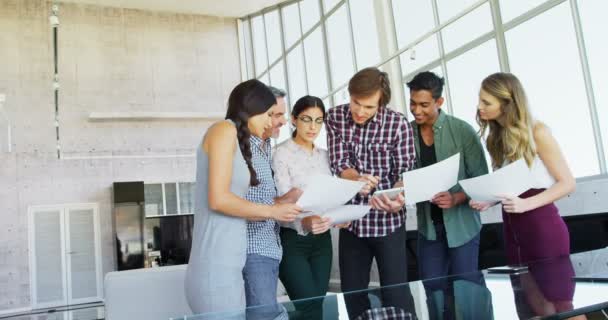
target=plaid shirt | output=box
[326,104,416,237]
[245,136,282,260]
[354,307,414,320]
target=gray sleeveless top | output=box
[185,120,250,315]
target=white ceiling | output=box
[57,0,288,17]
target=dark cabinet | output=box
[112,181,193,271]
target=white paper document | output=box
[296,175,370,224]
[402,153,461,205]
[459,158,533,201]
[321,205,371,224]
[297,174,366,213]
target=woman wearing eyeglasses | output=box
[272,96,342,319]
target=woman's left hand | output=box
[497,194,532,213]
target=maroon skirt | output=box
[502,188,571,265]
[503,188,574,302]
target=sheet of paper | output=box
[296,175,365,213]
[322,205,371,225]
[459,158,533,201]
[402,153,460,205]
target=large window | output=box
[436,0,480,22]
[350,0,381,69]
[282,3,302,49]
[269,61,286,94]
[578,0,608,168]
[287,44,307,103]
[326,5,355,89]
[239,20,254,80]
[323,0,340,14]
[392,0,435,49]
[264,11,282,64]
[251,15,268,76]
[447,40,501,129]
[300,0,321,33]
[400,34,440,77]
[239,0,608,176]
[304,27,329,97]
[506,2,599,177]
[500,0,550,23]
[441,3,493,53]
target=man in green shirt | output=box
[407,71,489,282]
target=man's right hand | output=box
[270,203,302,222]
[358,175,380,196]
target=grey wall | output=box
[0,0,240,313]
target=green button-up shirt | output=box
[412,110,489,248]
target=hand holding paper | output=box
[301,215,332,234]
[469,199,498,212]
[431,191,457,209]
[497,193,532,214]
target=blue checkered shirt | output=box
[245,136,282,260]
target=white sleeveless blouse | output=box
[529,156,555,189]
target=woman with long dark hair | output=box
[185,79,301,316]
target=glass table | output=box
[176,247,608,320]
[6,249,604,320]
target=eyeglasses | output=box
[298,116,324,124]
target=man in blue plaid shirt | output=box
[242,86,296,320]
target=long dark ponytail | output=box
[225,79,276,186]
[290,95,326,138]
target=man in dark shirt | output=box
[408,71,489,316]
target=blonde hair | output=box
[477,73,536,169]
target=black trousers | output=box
[339,225,414,319]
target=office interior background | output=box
[0,0,607,317]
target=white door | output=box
[29,203,103,309]
[65,204,103,305]
[28,206,67,309]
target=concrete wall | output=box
[0,0,240,313]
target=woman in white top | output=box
[272,96,344,320]
[470,73,577,315]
